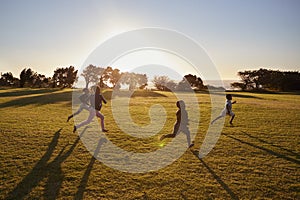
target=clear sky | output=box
[0,0,299,80]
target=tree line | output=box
[81,65,208,91]
[0,64,206,91]
[0,65,148,90]
[231,68,300,91]
[1,66,299,92]
[0,66,78,88]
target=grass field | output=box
[0,88,299,199]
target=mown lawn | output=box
[0,88,299,199]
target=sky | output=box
[0,0,299,81]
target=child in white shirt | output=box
[211,94,236,125]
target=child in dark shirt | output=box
[73,86,108,133]
[160,100,194,148]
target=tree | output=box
[99,66,112,88]
[0,72,14,86]
[102,67,122,90]
[119,72,148,90]
[237,70,257,90]
[177,78,191,91]
[230,82,247,90]
[18,68,51,88]
[153,75,175,91]
[233,68,300,91]
[31,73,51,88]
[281,71,300,91]
[183,74,204,90]
[66,66,78,87]
[109,68,121,88]
[91,66,113,88]
[81,65,105,88]
[136,73,148,89]
[120,72,137,90]
[20,69,26,88]
[31,73,43,88]
[43,77,52,88]
[81,65,148,90]
[52,66,78,88]
[165,80,177,91]
[19,68,34,87]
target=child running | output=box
[211,94,236,125]
[160,100,194,148]
[67,88,90,122]
[73,85,108,133]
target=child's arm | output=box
[79,94,89,104]
[232,101,237,104]
[176,110,181,123]
[85,94,91,105]
[101,94,107,104]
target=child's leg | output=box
[73,106,84,116]
[75,104,90,116]
[68,104,84,122]
[167,122,180,137]
[95,111,107,131]
[211,115,223,124]
[160,133,176,141]
[160,123,179,140]
[229,113,235,124]
[211,109,227,125]
[76,109,95,129]
[172,123,180,135]
[162,133,176,138]
[183,127,193,147]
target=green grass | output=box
[0,88,299,199]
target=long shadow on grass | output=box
[223,133,300,165]
[74,137,107,200]
[191,150,239,200]
[241,131,300,159]
[6,127,87,200]
[0,88,60,97]
[0,90,72,108]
